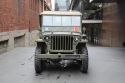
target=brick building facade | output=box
[0,0,51,53]
[90,0,125,47]
[100,3,125,47]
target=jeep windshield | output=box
[42,16,81,32]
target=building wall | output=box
[100,3,125,47]
[45,0,52,9]
[55,0,70,11]
[0,0,51,54]
[0,0,42,32]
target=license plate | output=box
[65,55,80,58]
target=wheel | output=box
[80,46,88,73]
[80,55,88,73]
[34,47,44,74]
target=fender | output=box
[36,39,46,47]
[76,39,88,48]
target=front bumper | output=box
[35,54,86,60]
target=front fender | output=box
[76,39,87,48]
[36,39,46,47]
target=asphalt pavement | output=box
[0,46,125,83]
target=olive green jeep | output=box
[34,11,88,73]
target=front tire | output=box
[80,47,88,73]
[34,47,43,74]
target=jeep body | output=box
[34,11,88,73]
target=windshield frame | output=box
[42,15,81,27]
[42,15,82,33]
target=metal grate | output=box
[51,35,73,51]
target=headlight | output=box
[44,36,50,41]
[74,36,79,42]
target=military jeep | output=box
[35,11,88,73]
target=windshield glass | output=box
[42,15,81,32]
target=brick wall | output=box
[101,3,125,47]
[0,0,44,32]
[0,0,51,53]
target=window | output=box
[53,16,61,26]
[42,16,81,32]
[72,16,80,26]
[42,16,81,26]
[62,16,71,26]
[43,16,53,26]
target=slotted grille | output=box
[51,35,73,51]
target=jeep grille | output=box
[50,35,73,51]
